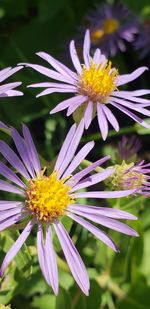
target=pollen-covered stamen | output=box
[25,171,74,222]
[108,161,146,190]
[78,59,118,103]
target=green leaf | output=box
[0,229,32,279]
[32,294,56,309]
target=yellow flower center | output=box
[103,18,120,34]
[25,171,74,222]
[91,18,120,44]
[78,59,118,102]
[109,161,145,190]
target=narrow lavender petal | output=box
[58,120,84,178]
[22,124,41,175]
[67,210,138,237]
[0,179,24,195]
[67,212,119,252]
[69,40,82,74]
[0,82,22,93]
[110,97,150,111]
[0,212,27,233]
[0,121,10,130]
[84,101,93,129]
[0,66,23,83]
[67,99,85,116]
[37,223,51,286]
[69,156,110,187]
[62,141,94,178]
[3,90,23,97]
[102,105,119,131]
[54,221,90,295]
[74,189,136,199]
[0,67,12,77]
[36,87,76,98]
[113,90,150,97]
[0,220,33,277]
[0,201,22,211]
[0,207,22,222]
[54,123,77,171]
[70,169,114,192]
[0,140,30,180]
[45,224,59,295]
[93,49,101,65]
[24,63,75,85]
[50,95,86,115]
[110,101,150,129]
[117,67,148,86]
[97,103,108,140]
[0,162,26,188]
[68,205,137,220]
[36,52,77,80]
[83,29,90,69]
[12,128,35,178]
[28,82,76,89]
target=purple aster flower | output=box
[0,66,23,97]
[108,160,150,195]
[80,2,138,57]
[134,19,150,60]
[22,30,150,140]
[0,120,138,295]
[117,135,142,163]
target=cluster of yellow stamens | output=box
[91,18,120,44]
[78,59,118,102]
[25,171,74,222]
[108,161,145,190]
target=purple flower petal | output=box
[0,220,33,277]
[83,29,90,69]
[50,95,86,114]
[0,212,27,233]
[102,105,119,131]
[0,66,23,83]
[70,168,114,192]
[0,179,24,195]
[58,120,84,178]
[97,103,108,140]
[54,123,77,171]
[54,221,90,295]
[84,101,93,129]
[0,161,26,188]
[74,189,136,199]
[70,156,110,187]
[22,124,41,175]
[36,87,76,98]
[62,141,94,178]
[0,140,30,180]
[12,128,35,178]
[69,40,82,74]
[0,201,22,211]
[117,67,148,86]
[67,209,138,237]
[68,204,137,220]
[67,212,119,252]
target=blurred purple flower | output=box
[23,30,150,140]
[134,20,150,59]
[0,121,138,295]
[0,66,23,97]
[118,135,142,162]
[79,2,138,57]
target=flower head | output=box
[108,160,150,195]
[81,2,138,56]
[24,30,150,140]
[134,19,150,60]
[0,121,138,295]
[0,66,23,97]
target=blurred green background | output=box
[0,0,150,308]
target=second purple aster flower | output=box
[22,30,150,140]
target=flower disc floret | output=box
[78,59,118,102]
[26,171,74,222]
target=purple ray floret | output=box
[0,66,23,97]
